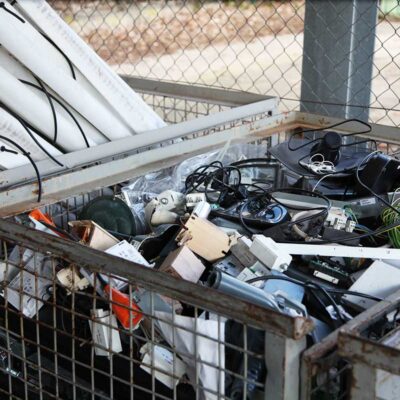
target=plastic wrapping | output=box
[122,143,267,205]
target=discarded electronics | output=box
[0,2,399,398]
[3,116,400,399]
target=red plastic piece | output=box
[104,284,143,329]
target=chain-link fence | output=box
[49,0,400,126]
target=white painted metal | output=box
[15,0,166,132]
[0,3,134,141]
[276,242,400,261]
[0,98,279,188]
[0,107,279,216]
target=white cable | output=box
[291,210,322,239]
[312,173,335,192]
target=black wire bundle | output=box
[185,161,242,202]
[185,159,332,235]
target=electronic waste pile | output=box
[3,122,400,399]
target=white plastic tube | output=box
[0,65,93,151]
[0,4,134,141]
[0,108,62,162]
[16,0,166,132]
[0,47,108,145]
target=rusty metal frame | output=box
[0,218,315,338]
[0,217,315,400]
[301,289,400,400]
[336,290,400,400]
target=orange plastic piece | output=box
[104,284,143,329]
[29,209,55,226]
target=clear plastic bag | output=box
[122,143,265,203]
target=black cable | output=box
[245,275,383,302]
[0,135,42,202]
[305,283,342,328]
[305,280,345,324]
[284,217,400,245]
[184,161,223,193]
[239,198,259,234]
[185,162,243,205]
[40,32,76,80]
[19,79,90,148]
[33,76,58,144]
[0,1,25,23]
[0,102,64,166]
[287,118,372,152]
[0,146,18,155]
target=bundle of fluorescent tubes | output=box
[0,0,165,170]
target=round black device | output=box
[310,131,342,165]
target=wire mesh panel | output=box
[49,0,400,126]
[138,92,230,124]
[0,216,310,400]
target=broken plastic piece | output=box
[177,215,235,262]
[104,284,143,330]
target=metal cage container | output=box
[1,79,400,400]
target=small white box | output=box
[140,343,186,389]
[250,236,292,271]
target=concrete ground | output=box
[113,19,400,127]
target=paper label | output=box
[3,253,52,318]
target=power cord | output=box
[33,76,58,144]
[19,79,90,148]
[0,136,42,202]
[287,118,372,152]
[0,102,64,166]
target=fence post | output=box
[264,331,306,400]
[300,0,378,120]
